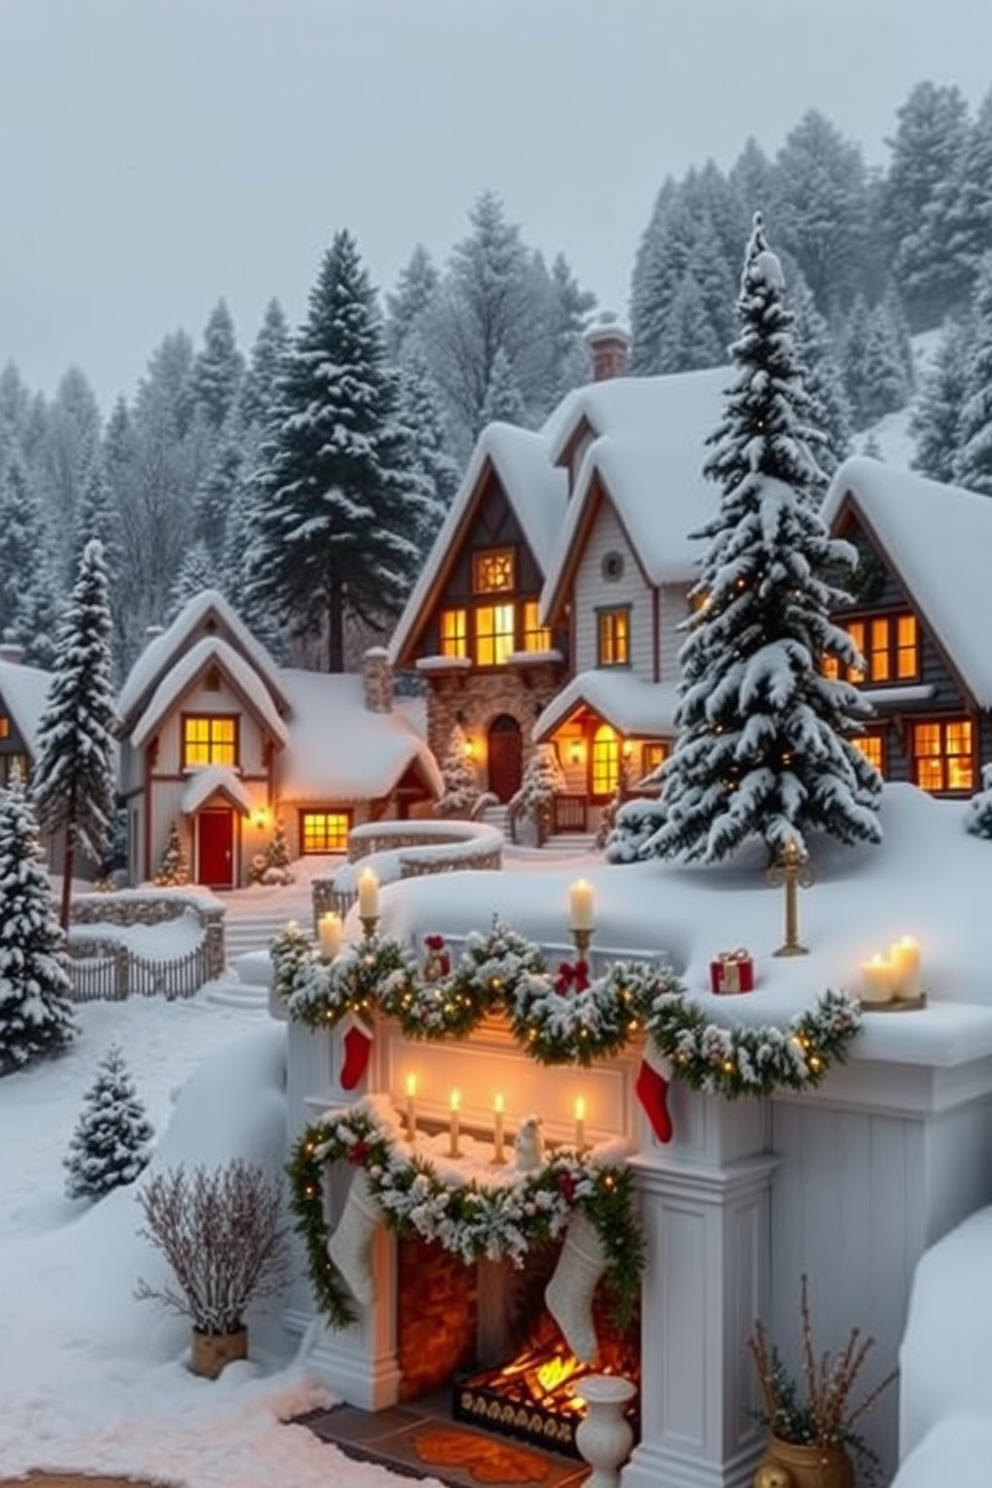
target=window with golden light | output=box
[641,742,668,778]
[300,811,351,854]
[825,613,917,684]
[853,731,885,774]
[472,548,515,594]
[522,600,551,651]
[597,609,630,667]
[0,716,8,739]
[439,608,467,658]
[183,716,237,768]
[474,603,515,666]
[592,724,619,796]
[912,718,973,793]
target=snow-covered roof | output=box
[131,637,290,749]
[118,590,289,726]
[180,765,252,816]
[389,422,569,666]
[0,658,52,754]
[823,456,992,709]
[533,670,680,742]
[542,369,729,619]
[275,669,443,802]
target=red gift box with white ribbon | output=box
[709,947,755,994]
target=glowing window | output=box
[183,716,236,768]
[641,742,668,779]
[473,548,515,594]
[853,732,885,774]
[597,609,630,667]
[912,718,973,793]
[0,716,8,739]
[300,811,350,854]
[592,725,619,796]
[522,600,551,652]
[897,614,918,679]
[475,603,515,666]
[439,608,467,659]
[827,614,917,685]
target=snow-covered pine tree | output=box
[840,294,873,429]
[911,318,972,482]
[479,345,528,427]
[509,743,566,846]
[860,302,912,424]
[32,539,117,928]
[64,1043,154,1199]
[155,821,190,886]
[642,212,882,865]
[966,763,992,839]
[0,769,75,1075]
[385,244,440,361]
[435,723,480,818]
[247,230,422,672]
[239,298,289,431]
[190,299,245,433]
[953,252,992,496]
[166,540,216,622]
[398,353,461,556]
[193,413,246,563]
[0,454,54,653]
[790,279,852,475]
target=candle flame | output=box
[574,1097,586,1121]
[495,1093,504,1113]
[450,1089,461,1112]
[406,1074,416,1097]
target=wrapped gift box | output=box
[710,948,755,994]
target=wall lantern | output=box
[569,740,582,766]
[464,737,476,760]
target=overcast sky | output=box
[1,0,991,408]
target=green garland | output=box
[273,919,863,1096]
[287,1097,644,1333]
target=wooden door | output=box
[198,809,234,888]
[487,715,523,802]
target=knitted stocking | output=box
[544,1209,607,1363]
[327,1168,384,1306]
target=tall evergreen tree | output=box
[385,244,440,360]
[247,230,421,671]
[911,319,972,482]
[479,345,528,426]
[547,251,597,399]
[642,214,881,864]
[840,294,874,429]
[64,1044,154,1199]
[954,253,992,495]
[38,367,102,580]
[772,110,869,314]
[398,354,461,554]
[32,540,117,928]
[939,88,992,316]
[791,279,852,474]
[239,298,290,430]
[167,540,217,621]
[194,412,245,561]
[860,302,912,425]
[0,769,75,1074]
[0,455,55,657]
[190,299,245,432]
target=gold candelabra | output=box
[572,927,593,958]
[768,838,814,957]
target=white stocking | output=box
[327,1168,384,1307]
[544,1209,607,1364]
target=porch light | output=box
[254,808,267,830]
[464,736,476,760]
[569,740,582,766]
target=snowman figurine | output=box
[514,1113,545,1172]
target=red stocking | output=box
[339,1016,373,1091]
[636,1049,674,1144]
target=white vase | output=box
[574,1374,636,1488]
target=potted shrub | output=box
[135,1158,287,1378]
[748,1276,897,1488]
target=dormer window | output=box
[473,548,515,594]
[183,715,237,768]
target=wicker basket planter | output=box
[190,1325,248,1379]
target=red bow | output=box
[425,934,446,951]
[555,959,590,994]
[347,1139,370,1166]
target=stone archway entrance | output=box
[487,714,523,802]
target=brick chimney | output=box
[0,642,23,664]
[585,312,631,382]
[362,647,394,714]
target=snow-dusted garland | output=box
[288,1097,643,1331]
[273,918,863,1094]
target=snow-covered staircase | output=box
[223,909,305,967]
[202,903,310,1010]
[480,802,511,839]
[542,832,597,856]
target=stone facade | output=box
[362,647,394,714]
[426,661,566,796]
[71,890,226,980]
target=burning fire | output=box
[535,1353,583,1395]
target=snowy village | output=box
[5,12,992,1488]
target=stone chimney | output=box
[585,312,631,382]
[0,642,23,664]
[362,647,394,714]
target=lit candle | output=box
[405,1074,417,1143]
[861,953,896,1004]
[569,879,595,932]
[449,1088,461,1158]
[493,1093,505,1164]
[574,1096,586,1152]
[318,911,342,960]
[890,936,921,1001]
[357,868,380,920]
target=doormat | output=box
[413,1426,551,1485]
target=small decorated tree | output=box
[435,722,480,818]
[966,763,992,838]
[64,1044,154,1199]
[0,771,76,1074]
[155,822,190,886]
[509,742,566,846]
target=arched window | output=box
[592,725,619,797]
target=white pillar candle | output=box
[569,879,595,932]
[574,1096,587,1151]
[357,868,380,920]
[861,953,896,1004]
[493,1093,505,1164]
[405,1074,416,1142]
[449,1088,461,1158]
[318,911,342,959]
[890,936,922,1001]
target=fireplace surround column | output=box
[622,1085,777,1488]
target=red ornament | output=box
[556,1171,577,1203]
[348,1139,370,1166]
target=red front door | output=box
[488,714,523,803]
[198,809,234,888]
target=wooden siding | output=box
[573,500,653,679]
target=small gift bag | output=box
[709,947,755,994]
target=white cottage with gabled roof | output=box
[117,593,441,888]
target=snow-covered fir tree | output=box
[0,769,75,1075]
[0,454,55,657]
[64,1043,154,1199]
[435,723,480,817]
[32,539,117,928]
[479,345,528,427]
[166,540,216,622]
[953,252,992,495]
[840,294,873,428]
[859,302,912,425]
[790,279,852,474]
[247,229,422,671]
[385,244,440,361]
[911,318,972,482]
[250,819,293,885]
[238,298,289,431]
[509,743,566,846]
[190,299,245,433]
[398,354,461,555]
[640,213,882,864]
[154,822,189,886]
[966,763,992,839]
[193,413,246,562]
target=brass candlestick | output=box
[572,927,593,958]
[768,838,814,957]
[360,915,380,941]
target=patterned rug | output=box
[413,1427,551,1485]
